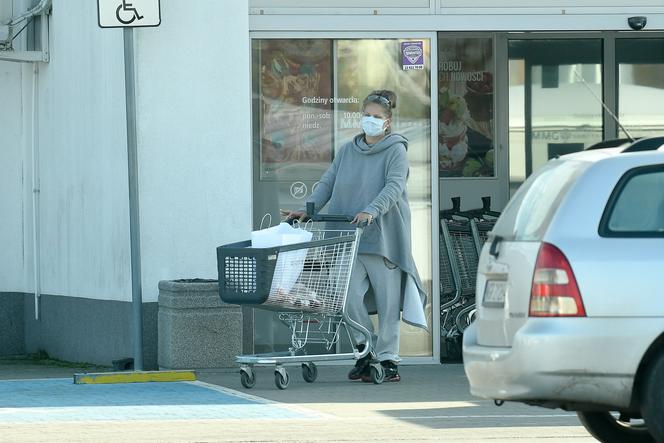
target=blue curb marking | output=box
[0,379,320,422]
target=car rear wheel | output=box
[577,411,654,443]
[641,353,664,443]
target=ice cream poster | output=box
[257,39,334,181]
[438,37,494,178]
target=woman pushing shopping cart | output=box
[217,90,428,389]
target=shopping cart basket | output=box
[438,197,500,362]
[216,210,382,389]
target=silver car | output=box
[463,140,664,443]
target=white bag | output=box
[251,222,313,295]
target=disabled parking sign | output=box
[98,0,161,28]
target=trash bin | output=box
[158,279,241,369]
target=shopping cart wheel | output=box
[274,368,290,390]
[301,362,318,383]
[240,367,256,389]
[370,363,385,384]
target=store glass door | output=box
[250,37,434,360]
[616,37,664,138]
[508,39,604,194]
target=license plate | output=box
[482,280,507,308]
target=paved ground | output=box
[0,361,596,442]
[0,378,320,422]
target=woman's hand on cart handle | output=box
[351,212,374,226]
[280,209,310,223]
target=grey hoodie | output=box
[308,133,428,329]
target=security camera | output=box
[628,16,647,31]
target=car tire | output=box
[577,411,654,443]
[641,353,664,443]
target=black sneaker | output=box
[348,344,371,381]
[363,360,401,383]
[382,360,401,382]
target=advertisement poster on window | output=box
[256,40,334,181]
[438,37,494,178]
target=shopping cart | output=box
[216,207,382,389]
[438,197,500,362]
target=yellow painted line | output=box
[73,370,197,384]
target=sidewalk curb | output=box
[73,370,197,384]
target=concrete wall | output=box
[0,0,251,365]
[1,3,38,357]
[1,0,252,302]
[0,0,131,300]
[0,62,29,293]
[23,294,158,368]
[0,0,132,364]
[0,294,25,356]
[37,0,131,302]
[135,0,252,303]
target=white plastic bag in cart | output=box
[251,222,313,295]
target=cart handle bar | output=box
[305,201,368,227]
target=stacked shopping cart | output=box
[439,196,500,362]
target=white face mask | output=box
[361,116,386,137]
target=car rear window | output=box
[601,165,664,236]
[493,159,591,241]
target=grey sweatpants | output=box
[346,253,402,362]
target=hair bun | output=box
[382,90,397,109]
[368,89,397,109]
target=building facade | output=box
[1,0,662,366]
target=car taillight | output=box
[529,243,586,317]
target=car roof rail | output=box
[621,136,664,153]
[585,138,635,150]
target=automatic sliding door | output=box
[508,39,603,194]
[616,38,664,138]
[251,37,433,359]
[335,39,433,357]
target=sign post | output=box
[98,0,161,371]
